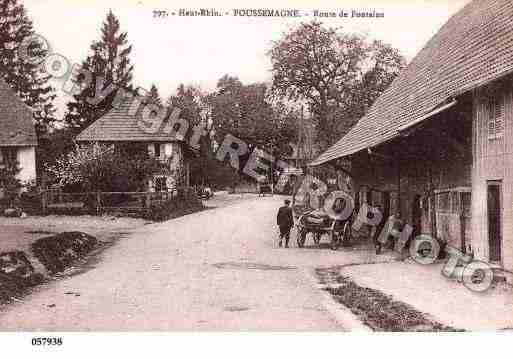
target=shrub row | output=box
[144,191,204,221]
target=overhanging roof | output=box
[311,0,513,167]
[0,78,37,146]
[397,100,457,133]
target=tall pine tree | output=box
[0,0,56,135]
[65,10,134,131]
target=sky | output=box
[24,0,471,118]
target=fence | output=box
[41,187,197,215]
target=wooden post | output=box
[41,189,47,215]
[96,191,101,215]
[145,192,151,208]
[428,165,437,238]
[185,161,190,187]
[397,158,401,217]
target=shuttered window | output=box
[488,96,504,139]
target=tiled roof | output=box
[311,0,513,166]
[76,100,185,142]
[0,78,37,146]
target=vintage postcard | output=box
[0,0,511,356]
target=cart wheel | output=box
[342,222,352,247]
[297,229,306,248]
[314,233,321,245]
[330,231,340,250]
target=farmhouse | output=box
[311,0,513,274]
[76,99,193,192]
[0,78,37,192]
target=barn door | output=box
[412,194,422,238]
[487,181,502,262]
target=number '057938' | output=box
[31,337,63,346]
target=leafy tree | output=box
[206,75,300,190]
[37,128,76,183]
[64,10,134,131]
[46,143,164,192]
[167,84,214,186]
[0,149,22,207]
[269,21,405,147]
[0,0,56,134]
[208,75,298,156]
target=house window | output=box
[154,176,167,192]
[154,143,161,158]
[0,148,17,167]
[487,96,504,140]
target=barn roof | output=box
[0,78,37,146]
[311,0,513,166]
[76,99,185,142]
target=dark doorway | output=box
[354,191,360,216]
[412,194,422,238]
[487,181,502,262]
[383,191,391,219]
[367,189,373,206]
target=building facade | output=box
[311,0,513,274]
[76,99,192,192]
[0,79,37,193]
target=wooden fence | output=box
[41,187,197,215]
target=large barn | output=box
[311,0,513,275]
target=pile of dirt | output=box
[0,251,44,303]
[31,232,98,273]
[316,268,463,332]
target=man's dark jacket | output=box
[277,206,294,228]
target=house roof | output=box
[311,0,513,166]
[75,99,185,142]
[0,78,37,146]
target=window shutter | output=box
[494,99,504,136]
[488,96,504,139]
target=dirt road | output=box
[0,194,382,331]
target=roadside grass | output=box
[316,267,463,332]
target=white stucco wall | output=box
[15,146,37,186]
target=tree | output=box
[269,21,405,147]
[206,75,300,190]
[167,84,220,187]
[167,83,206,127]
[64,10,134,131]
[147,83,162,106]
[0,149,22,207]
[46,143,164,192]
[0,0,56,134]
[208,75,297,156]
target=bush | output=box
[46,142,165,192]
[0,154,22,209]
[144,191,204,221]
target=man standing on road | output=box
[277,199,294,248]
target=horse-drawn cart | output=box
[295,209,352,250]
[293,190,355,250]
